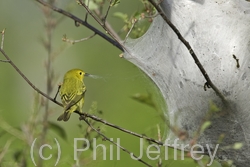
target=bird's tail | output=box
[57,110,72,122]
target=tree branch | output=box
[148,0,227,102]
[78,0,124,50]
[82,117,153,167]
[1,28,5,49]
[77,112,189,154]
[0,48,63,107]
[35,0,124,51]
[62,33,96,44]
[92,5,122,42]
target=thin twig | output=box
[148,0,227,102]
[62,33,96,44]
[83,0,122,41]
[0,138,13,163]
[81,116,153,167]
[157,124,162,142]
[54,84,61,100]
[76,111,179,148]
[124,19,137,43]
[0,49,63,107]
[103,0,112,25]
[93,8,122,41]
[77,0,124,50]
[83,111,163,145]
[36,0,123,51]
[156,124,162,167]
[84,0,90,21]
[0,117,26,141]
[1,29,5,49]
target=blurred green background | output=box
[0,0,221,167]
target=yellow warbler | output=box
[57,69,88,121]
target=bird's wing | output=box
[64,86,86,111]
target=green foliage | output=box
[233,142,243,150]
[113,12,128,21]
[221,160,233,167]
[200,121,211,134]
[209,101,220,113]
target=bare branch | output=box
[35,0,123,51]
[81,116,153,167]
[0,138,13,163]
[84,0,90,21]
[103,0,112,24]
[0,49,63,107]
[0,117,26,141]
[62,33,96,44]
[77,0,124,49]
[92,7,122,42]
[53,84,61,101]
[148,0,227,102]
[124,19,137,43]
[75,111,183,149]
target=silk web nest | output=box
[123,0,250,166]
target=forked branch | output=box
[82,116,153,167]
[35,0,124,51]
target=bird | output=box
[57,69,88,121]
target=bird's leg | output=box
[54,84,61,101]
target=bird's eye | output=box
[79,72,82,75]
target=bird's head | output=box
[64,69,89,81]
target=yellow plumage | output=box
[57,69,87,121]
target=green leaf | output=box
[221,160,233,167]
[209,101,220,112]
[200,121,211,133]
[217,133,225,144]
[233,142,243,150]
[48,121,67,140]
[113,12,128,21]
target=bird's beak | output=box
[84,73,90,76]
